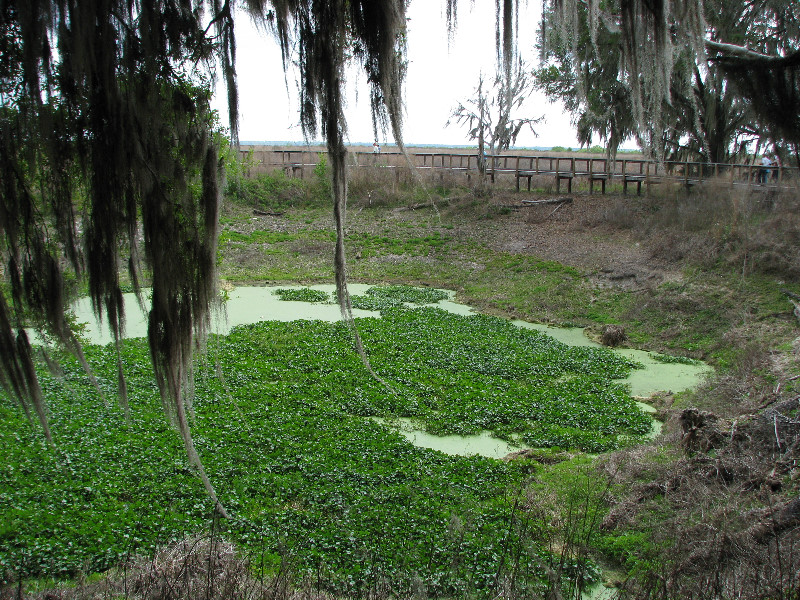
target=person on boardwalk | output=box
[372,141,380,154]
[772,153,782,182]
[760,154,772,184]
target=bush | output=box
[225,170,306,209]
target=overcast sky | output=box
[213,1,592,149]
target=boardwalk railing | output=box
[239,148,798,195]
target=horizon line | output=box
[239,140,641,152]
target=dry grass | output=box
[595,332,800,600]
[571,178,800,282]
[644,182,799,278]
[17,535,341,600]
[599,405,800,600]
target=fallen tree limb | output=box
[394,202,431,211]
[779,290,800,324]
[747,496,800,543]
[673,495,800,579]
[521,197,573,207]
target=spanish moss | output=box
[248,0,407,374]
[1,0,408,515]
[0,0,234,511]
[714,50,800,143]
[547,0,707,157]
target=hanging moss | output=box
[0,0,408,516]
[0,1,236,512]
[543,0,800,154]
[715,50,800,144]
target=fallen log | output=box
[521,197,573,206]
[780,289,800,324]
[395,202,429,211]
[252,208,285,216]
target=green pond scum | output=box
[0,286,649,594]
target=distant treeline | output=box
[239,141,641,154]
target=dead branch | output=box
[521,197,573,207]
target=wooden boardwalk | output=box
[239,147,797,195]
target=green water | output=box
[68,284,709,458]
[372,417,523,459]
[515,321,713,398]
[70,284,383,342]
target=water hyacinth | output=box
[1,300,647,590]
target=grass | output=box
[213,170,800,598]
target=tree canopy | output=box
[536,0,800,159]
[535,0,753,161]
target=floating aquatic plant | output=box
[274,288,332,303]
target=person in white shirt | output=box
[760,154,772,184]
[772,154,782,181]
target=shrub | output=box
[226,170,306,210]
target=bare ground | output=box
[476,192,683,289]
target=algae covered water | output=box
[68,284,710,457]
[515,321,711,398]
[2,283,713,592]
[69,283,384,341]
[71,284,710,399]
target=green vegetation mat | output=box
[274,287,332,303]
[351,284,449,311]
[0,290,649,594]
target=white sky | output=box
[213,1,591,149]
